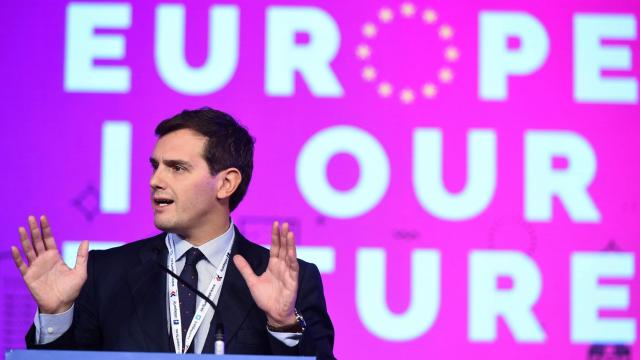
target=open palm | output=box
[11,215,89,314]
[233,221,299,327]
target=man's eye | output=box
[173,165,185,172]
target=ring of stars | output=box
[356,2,460,104]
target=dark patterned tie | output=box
[179,247,205,353]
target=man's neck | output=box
[181,218,231,246]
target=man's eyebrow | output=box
[162,159,193,169]
[149,158,192,169]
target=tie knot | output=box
[184,247,205,266]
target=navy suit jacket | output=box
[26,229,335,358]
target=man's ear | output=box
[216,168,242,200]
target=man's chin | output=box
[154,219,176,233]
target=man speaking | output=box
[11,108,335,358]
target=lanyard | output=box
[165,232,234,354]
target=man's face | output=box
[149,129,221,237]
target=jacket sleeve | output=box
[25,251,102,350]
[268,262,336,359]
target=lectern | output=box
[5,350,313,360]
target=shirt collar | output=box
[169,220,235,268]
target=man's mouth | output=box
[153,198,175,207]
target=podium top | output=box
[5,350,313,360]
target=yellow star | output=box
[422,83,437,98]
[362,22,378,38]
[422,9,437,24]
[356,44,371,60]
[378,82,393,97]
[400,88,415,104]
[444,46,459,62]
[439,67,453,83]
[439,24,454,40]
[400,2,416,17]
[379,7,393,23]
[362,66,377,82]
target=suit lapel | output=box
[126,234,171,353]
[202,230,263,353]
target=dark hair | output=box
[155,107,255,212]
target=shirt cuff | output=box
[34,304,74,344]
[266,327,302,347]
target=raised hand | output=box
[233,221,299,327]
[11,215,89,314]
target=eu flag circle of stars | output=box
[356,2,460,104]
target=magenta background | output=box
[1,0,639,358]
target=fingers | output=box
[18,226,36,264]
[271,221,298,270]
[41,215,57,251]
[11,246,28,276]
[21,215,55,261]
[270,221,280,259]
[278,222,289,259]
[74,240,89,273]
[233,254,257,287]
[286,231,299,272]
[28,215,45,255]
[272,221,299,271]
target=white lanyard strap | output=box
[166,233,234,354]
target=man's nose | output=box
[150,168,166,189]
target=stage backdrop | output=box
[1,0,639,358]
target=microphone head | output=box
[214,322,225,355]
[215,323,224,341]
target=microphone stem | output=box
[156,262,217,310]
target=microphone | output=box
[152,246,217,311]
[214,323,225,355]
[152,247,225,354]
[154,260,218,311]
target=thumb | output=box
[74,240,89,273]
[233,254,257,287]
